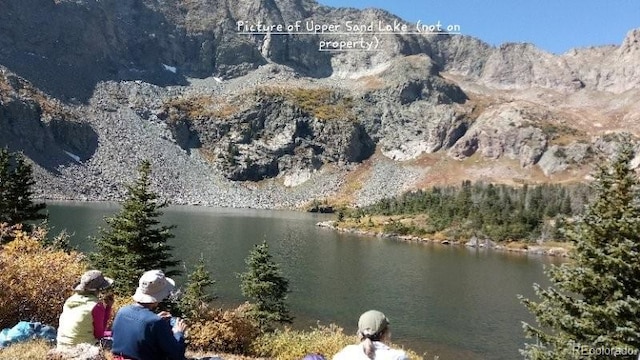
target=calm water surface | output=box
[46,201,559,360]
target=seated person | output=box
[57,270,114,348]
[333,310,409,360]
[111,270,188,360]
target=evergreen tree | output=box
[7,153,46,227]
[519,143,640,359]
[90,160,180,296]
[0,149,46,239]
[239,241,292,332]
[178,255,216,321]
[0,149,12,225]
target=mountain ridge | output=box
[0,0,639,208]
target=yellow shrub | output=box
[0,339,51,360]
[257,87,355,121]
[251,323,355,360]
[0,227,86,328]
[163,95,239,121]
[187,303,259,354]
[0,340,114,360]
[251,324,425,360]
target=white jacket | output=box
[333,341,409,360]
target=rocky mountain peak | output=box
[621,28,640,52]
[1,0,640,207]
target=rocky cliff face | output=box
[0,68,98,169]
[1,0,639,208]
[435,28,640,93]
[160,86,375,181]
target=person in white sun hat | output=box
[111,270,188,360]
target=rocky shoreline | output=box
[316,220,571,257]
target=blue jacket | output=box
[111,304,185,360]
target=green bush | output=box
[383,220,412,235]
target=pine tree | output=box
[0,149,46,240]
[519,143,640,359]
[239,241,292,332]
[7,153,46,227]
[90,160,180,296]
[178,255,216,321]
[0,149,11,225]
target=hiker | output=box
[111,269,188,360]
[56,270,114,348]
[333,310,409,360]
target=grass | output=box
[0,76,12,98]
[336,214,436,239]
[325,157,373,206]
[163,95,240,122]
[538,122,588,146]
[465,94,495,123]
[0,340,254,360]
[0,340,52,360]
[1,327,429,360]
[256,87,356,121]
[252,324,353,360]
[357,75,385,90]
[0,71,70,120]
[252,324,425,360]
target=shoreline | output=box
[43,198,570,258]
[316,220,571,258]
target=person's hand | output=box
[157,311,172,320]
[172,317,188,334]
[103,293,115,307]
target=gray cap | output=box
[358,310,389,336]
[74,270,114,292]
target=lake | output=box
[46,201,558,360]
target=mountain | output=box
[1,0,639,208]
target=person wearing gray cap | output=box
[333,310,409,360]
[56,270,115,349]
[111,269,188,360]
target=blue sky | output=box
[317,0,640,54]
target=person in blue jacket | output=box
[111,270,188,360]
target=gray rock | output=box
[465,236,496,249]
[537,143,592,176]
[448,103,548,167]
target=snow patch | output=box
[162,64,177,73]
[213,77,224,83]
[63,151,81,163]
